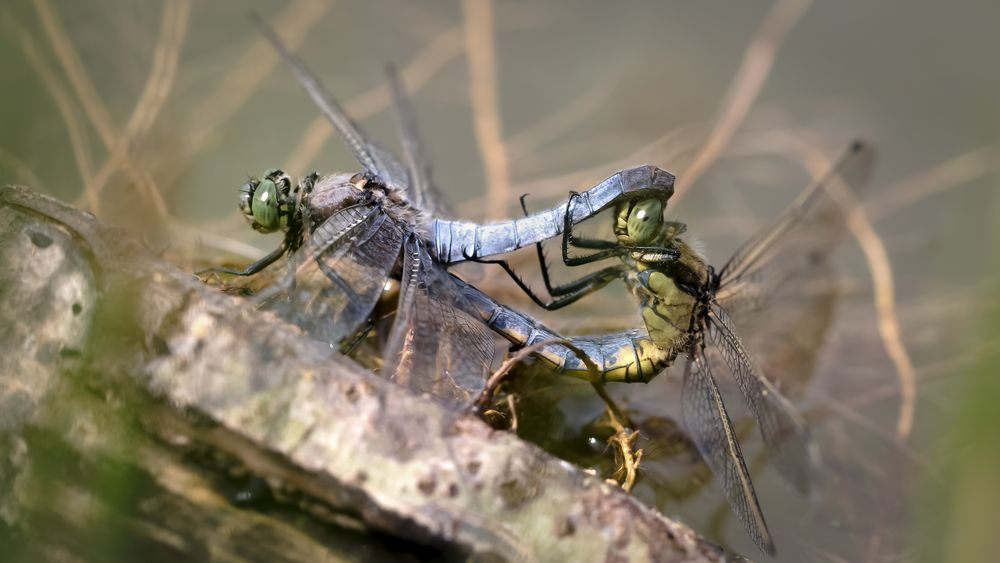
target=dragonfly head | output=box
[614,197,666,246]
[239,169,296,234]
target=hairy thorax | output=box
[624,238,709,359]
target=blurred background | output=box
[1,0,998,561]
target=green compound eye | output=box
[626,199,664,244]
[240,169,293,234]
[250,178,281,233]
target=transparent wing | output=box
[708,305,816,495]
[682,352,776,557]
[383,236,496,403]
[717,141,876,314]
[727,258,840,397]
[385,63,453,218]
[254,205,405,345]
[252,16,409,192]
[710,142,873,406]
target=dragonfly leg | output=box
[342,317,375,355]
[197,243,288,277]
[463,249,621,310]
[558,191,627,266]
[517,193,622,296]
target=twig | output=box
[462,0,510,219]
[506,394,518,433]
[590,382,629,429]
[676,0,813,201]
[469,338,605,414]
[724,130,919,438]
[470,339,565,414]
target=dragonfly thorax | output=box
[304,172,372,227]
[627,235,713,359]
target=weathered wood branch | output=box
[0,185,725,562]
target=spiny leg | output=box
[197,243,289,277]
[464,248,623,310]
[342,316,376,356]
[560,191,624,265]
[518,193,620,297]
[560,190,681,264]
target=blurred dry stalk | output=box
[506,76,620,163]
[32,0,170,216]
[804,139,917,439]
[0,147,45,191]
[462,0,510,220]
[867,145,998,220]
[675,0,813,201]
[3,12,95,207]
[699,129,919,439]
[188,0,330,153]
[452,0,815,217]
[85,0,190,210]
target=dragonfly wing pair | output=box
[250,202,404,345]
[384,237,497,402]
[715,142,877,320]
[683,142,876,554]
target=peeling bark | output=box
[0,185,726,562]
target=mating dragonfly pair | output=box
[204,19,874,557]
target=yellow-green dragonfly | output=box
[465,142,875,555]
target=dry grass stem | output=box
[676,0,812,201]
[188,0,331,151]
[5,14,97,211]
[457,122,707,218]
[506,76,620,160]
[867,145,998,220]
[470,339,563,414]
[285,25,465,174]
[33,0,167,216]
[841,332,1000,414]
[848,191,917,439]
[79,0,191,209]
[462,0,510,219]
[797,142,918,439]
[0,146,46,192]
[125,0,190,140]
